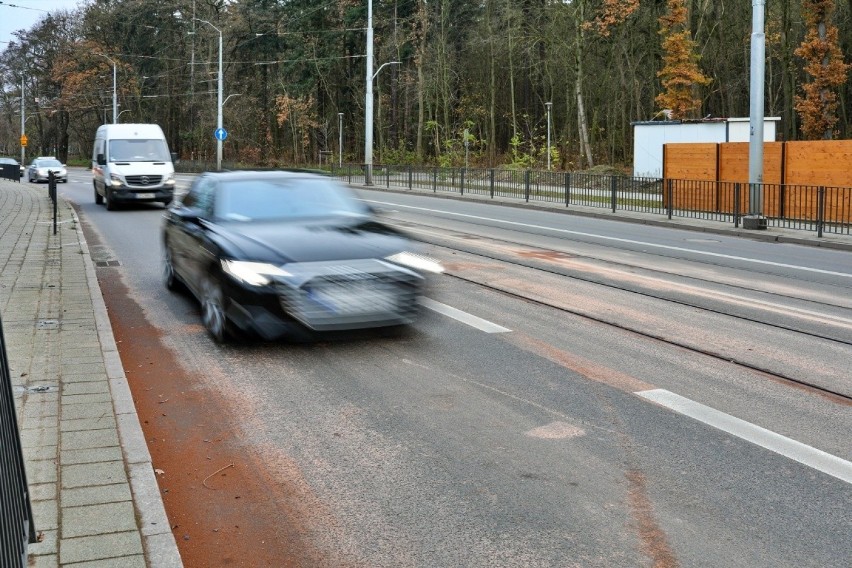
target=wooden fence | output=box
[663,140,852,222]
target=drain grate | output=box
[95,260,121,267]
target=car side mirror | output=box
[170,151,179,164]
[97,153,106,166]
[175,207,202,224]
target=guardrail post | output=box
[460,168,465,195]
[489,169,495,198]
[565,173,571,207]
[817,186,825,238]
[524,170,530,202]
[408,166,413,190]
[610,176,618,213]
[667,178,674,220]
[49,171,57,234]
[734,183,741,228]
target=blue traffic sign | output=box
[214,128,228,141]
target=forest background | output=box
[1,0,850,172]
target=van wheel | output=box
[94,183,103,205]
[105,189,116,211]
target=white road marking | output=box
[636,388,852,484]
[368,200,852,279]
[419,297,511,333]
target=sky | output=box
[0,0,88,47]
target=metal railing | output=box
[0,314,37,568]
[48,172,58,235]
[330,164,852,237]
[0,163,20,182]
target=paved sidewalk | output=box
[0,179,181,567]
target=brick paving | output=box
[0,179,181,567]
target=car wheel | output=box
[162,245,181,291]
[200,276,229,343]
[94,183,103,205]
[105,188,116,211]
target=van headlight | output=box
[110,173,124,187]
[164,173,176,186]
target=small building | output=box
[632,117,780,179]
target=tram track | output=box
[393,220,852,403]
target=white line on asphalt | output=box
[419,297,511,333]
[367,200,852,279]
[636,388,852,484]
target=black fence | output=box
[0,314,36,568]
[0,163,20,182]
[330,164,852,237]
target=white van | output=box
[92,123,176,210]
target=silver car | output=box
[27,157,67,183]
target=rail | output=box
[0,313,37,568]
[330,164,852,237]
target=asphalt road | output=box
[59,168,851,568]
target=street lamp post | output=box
[20,78,25,166]
[338,112,343,168]
[364,61,399,185]
[545,102,552,171]
[97,53,118,124]
[194,18,223,171]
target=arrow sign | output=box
[214,128,228,141]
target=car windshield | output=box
[38,159,62,167]
[109,139,170,162]
[217,178,369,221]
[0,158,17,165]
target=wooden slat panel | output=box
[785,140,852,187]
[663,143,717,181]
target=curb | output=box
[69,202,183,567]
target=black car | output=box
[162,170,442,342]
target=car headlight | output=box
[110,173,124,187]
[385,251,444,274]
[221,260,292,286]
[164,173,176,186]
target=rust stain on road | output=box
[78,215,341,568]
[626,469,680,568]
[506,332,654,393]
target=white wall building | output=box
[632,117,780,178]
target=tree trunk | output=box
[574,2,594,168]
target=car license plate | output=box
[309,282,395,315]
[136,193,155,199]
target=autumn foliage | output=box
[655,0,711,119]
[794,0,850,140]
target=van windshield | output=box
[109,139,170,162]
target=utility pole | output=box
[364,0,374,185]
[20,78,25,166]
[745,0,767,230]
